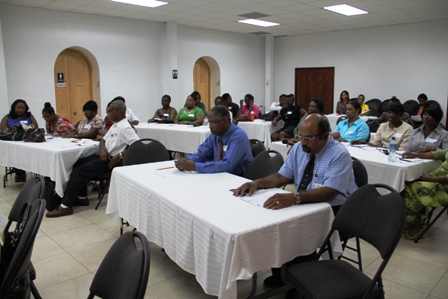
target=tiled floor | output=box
[1,169,447,299]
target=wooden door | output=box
[193,58,211,111]
[54,49,93,124]
[295,67,334,115]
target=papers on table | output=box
[155,166,194,177]
[238,189,285,207]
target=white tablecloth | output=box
[344,144,440,192]
[0,138,99,196]
[135,123,211,154]
[325,114,377,132]
[106,161,339,299]
[237,119,282,149]
[269,141,290,160]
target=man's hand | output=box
[233,182,258,197]
[108,155,122,169]
[175,158,196,171]
[263,193,295,210]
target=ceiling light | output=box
[111,0,168,8]
[238,19,279,27]
[323,4,368,16]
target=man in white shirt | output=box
[112,96,140,125]
[46,100,139,217]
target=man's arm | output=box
[263,187,339,210]
[233,173,291,196]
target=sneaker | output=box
[73,197,90,206]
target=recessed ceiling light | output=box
[323,4,368,16]
[111,0,168,8]
[238,19,279,27]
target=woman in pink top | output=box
[238,93,260,122]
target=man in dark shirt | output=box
[222,93,240,120]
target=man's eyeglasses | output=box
[209,119,225,126]
[296,134,320,142]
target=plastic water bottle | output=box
[388,136,397,163]
[250,111,255,122]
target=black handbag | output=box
[0,125,25,141]
[22,128,46,143]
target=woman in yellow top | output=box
[357,94,369,116]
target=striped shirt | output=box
[279,136,357,206]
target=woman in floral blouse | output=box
[42,102,74,136]
[63,100,104,139]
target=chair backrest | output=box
[365,99,381,111]
[0,199,46,298]
[333,184,405,259]
[249,139,266,158]
[244,150,284,180]
[351,157,368,188]
[403,99,419,115]
[336,116,347,125]
[426,100,441,109]
[88,231,150,299]
[7,175,45,226]
[378,99,390,115]
[123,138,170,166]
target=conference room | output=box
[1,0,448,298]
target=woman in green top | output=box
[183,91,206,114]
[401,149,448,240]
[175,95,205,125]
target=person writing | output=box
[331,100,369,142]
[62,100,104,139]
[148,95,177,123]
[351,102,413,150]
[46,100,139,217]
[42,102,74,136]
[174,95,205,125]
[233,114,357,290]
[174,106,253,175]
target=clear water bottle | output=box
[388,136,397,163]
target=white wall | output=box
[274,19,448,119]
[0,19,8,112]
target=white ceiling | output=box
[1,0,448,37]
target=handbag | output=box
[22,128,46,143]
[0,125,25,141]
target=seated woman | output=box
[406,105,448,152]
[400,149,448,240]
[1,99,39,182]
[271,94,307,141]
[335,90,349,114]
[42,102,74,136]
[148,95,177,123]
[288,98,330,146]
[417,93,428,116]
[174,95,205,125]
[357,94,370,116]
[376,97,414,126]
[331,100,369,142]
[352,102,413,150]
[238,94,260,121]
[62,100,104,139]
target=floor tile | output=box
[68,238,116,272]
[38,273,94,299]
[32,235,65,261]
[40,213,93,235]
[49,223,115,251]
[145,273,215,299]
[431,270,448,299]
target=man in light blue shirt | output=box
[174,106,253,175]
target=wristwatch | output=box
[118,152,123,159]
[293,192,302,205]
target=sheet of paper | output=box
[238,189,286,207]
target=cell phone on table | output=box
[378,149,389,155]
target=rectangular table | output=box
[106,161,338,299]
[344,144,440,192]
[0,138,99,196]
[135,123,211,154]
[237,120,282,149]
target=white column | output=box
[166,22,179,107]
[264,35,274,113]
[0,19,8,109]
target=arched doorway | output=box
[54,49,94,124]
[193,57,220,111]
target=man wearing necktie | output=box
[174,106,253,175]
[233,114,357,291]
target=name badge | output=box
[426,137,437,143]
[394,133,402,138]
[20,120,28,124]
[287,111,292,115]
[312,182,323,189]
[223,145,228,151]
[346,131,353,135]
[85,124,92,130]
[163,113,169,118]
[188,114,194,117]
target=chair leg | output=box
[414,206,448,243]
[30,281,42,299]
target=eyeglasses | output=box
[296,134,320,142]
[208,119,225,126]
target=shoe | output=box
[46,205,73,218]
[14,173,20,183]
[263,275,285,288]
[73,197,90,206]
[20,173,27,182]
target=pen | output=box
[156,166,174,171]
[399,158,412,162]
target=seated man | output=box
[233,114,357,288]
[46,100,139,217]
[174,106,253,175]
